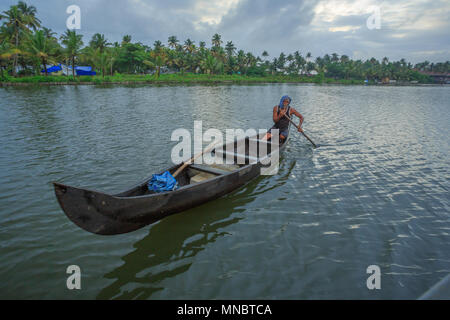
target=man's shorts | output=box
[268,127,289,138]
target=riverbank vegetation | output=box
[0,73,366,85]
[1,1,449,85]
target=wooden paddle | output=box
[172,142,219,177]
[283,114,317,148]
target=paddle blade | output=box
[148,171,179,193]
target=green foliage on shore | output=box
[0,73,367,85]
[0,1,446,84]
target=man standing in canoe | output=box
[263,95,304,141]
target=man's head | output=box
[279,95,291,108]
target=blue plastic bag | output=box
[148,171,179,193]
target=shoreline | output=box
[0,73,445,87]
[1,79,445,87]
[1,81,446,87]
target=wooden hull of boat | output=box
[54,163,263,235]
[53,135,287,235]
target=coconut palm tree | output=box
[287,53,294,66]
[340,54,349,64]
[245,52,256,73]
[153,40,164,53]
[173,49,190,74]
[105,46,120,76]
[277,52,286,73]
[211,33,222,48]
[0,5,29,75]
[26,29,56,76]
[225,41,236,57]
[183,38,195,53]
[42,27,56,41]
[8,1,41,75]
[89,33,110,53]
[0,40,16,78]
[223,41,236,74]
[236,50,246,74]
[168,36,179,49]
[209,43,223,61]
[201,53,220,75]
[306,61,315,75]
[0,23,8,38]
[315,56,324,73]
[81,45,98,72]
[144,50,167,78]
[61,29,83,77]
[17,1,40,30]
[122,35,131,45]
[93,49,109,78]
[293,51,305,74]
[269,58,278,75]
[331,53,339,63]
[174,43,183,52]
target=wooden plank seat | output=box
[213,149,259,163]
[209,163,240,172]
[190,171,216,184]
[189,164,231,176]
[189,164,236,184]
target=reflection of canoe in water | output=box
[53,133,288,235]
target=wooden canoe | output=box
[53,132,289,235]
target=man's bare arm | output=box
[273,106,287,123]
[290,108,304,131]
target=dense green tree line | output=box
[1,2,449,82]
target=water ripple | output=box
[0,84,449,299]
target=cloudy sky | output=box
[1,0,449,63]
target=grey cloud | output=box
[0,0,448,62]
[326,14,367,27]
[176,0,319,59]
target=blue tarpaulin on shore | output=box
[76,69,96,76]
[43,64,96,76]
[41,64,62,73]
[75,66,93,72]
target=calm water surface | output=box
[0,84,449,299]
